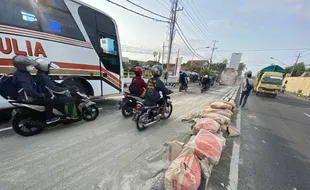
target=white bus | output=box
[0,0,123,109]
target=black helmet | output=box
[12,55,37,72]
[151,65,163,77]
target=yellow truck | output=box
[254,65,285,98]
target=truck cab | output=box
[255,72,283,98]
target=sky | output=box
[81,0,310,74]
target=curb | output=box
[202,84,241,190]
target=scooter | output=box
[134,93,173,131]
[179,83,188,92]
[9,87,99,137]
[118,91,144,118]
[201,83,210,93]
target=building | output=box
[186,60,209,67]
[228,53,242,70]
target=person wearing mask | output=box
[34,58,77,120]
[12,55,59,124]
[239,72,254,108]
[145,65,172,119]
[129,66,147,97]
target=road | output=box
[0,84,233,190]
[209,92,310,190]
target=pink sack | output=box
[210,101,232,110]
[227,124,240,137]
[192,118,220,134]
[219,100,236,109]
[203,113,231,125]
[165,149,201,190]
[204,107,233,118]
[186,129,226,165]
[168,141,185,162]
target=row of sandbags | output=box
[165,100,240,190]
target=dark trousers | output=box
[55,96,75,116]
[239,91,250,107]
[32,98,54,119]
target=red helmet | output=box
[134,66,143,76]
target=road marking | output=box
[304,113,310,118]
[0,127,12,132]
[227,109,241,190]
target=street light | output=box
[191,46,210,66]
[270,57,287,66]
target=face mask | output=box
[26,66,34,72]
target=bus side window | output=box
[0,0,40,31]
[36,0,85,41]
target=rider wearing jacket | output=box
[12,55,59,124]
[129,66,146,97]
[34,58,77,120]
[145,65,171,118]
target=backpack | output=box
[145,78,161,103]
[129,78,139,95]
[245,78,253,93]
[0,73,19,100]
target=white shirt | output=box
[243,77,254,92]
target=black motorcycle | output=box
[179,83,188,92]
[201,83,210,93]
[9,87,99,137]
[134,94,173,131]
[118,91,144,118]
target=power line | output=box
[106,0,170,23]
[176,23,205,59]
[125,0,170,20]
[217,48,310,52]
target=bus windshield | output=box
[261,76,283,85]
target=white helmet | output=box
[204,75,208,78]
[35,58,60,72]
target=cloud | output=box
[207,19,251,30]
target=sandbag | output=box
[192,118,220,134]
[186,129,226,165]
[227,124,240,137]
[165,148,201,190]
[220,100,236,109]
[199,158,211,179]
[202,113,231,125]
[210,101,232,110]
[167,141,184,162]
[204,107,233,118]
[220,124,228,132]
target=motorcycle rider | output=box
[12,55,60,124]
[179,71,187,89]
[201,75,211,90]
[129,66,147,97]
[145,65,171,119]
[34,58,77,120]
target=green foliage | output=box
[237,62,246,76]
[285,62,306,76]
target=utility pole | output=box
[158,52,161,63]
[208,40,218,69]
[174,48,180,75]
[162,42,165,65]
[166,0,182,71]
[290,53,301,76]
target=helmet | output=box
[134,66,143,76]
[35,58,60,73]
[204,75,208,78]
[13,55,37,72]
[151,65,163,77]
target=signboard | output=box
[229,53,242,70]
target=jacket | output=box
[145,76,170,103]
[131,76,147,96]
[12,70,44,101]
[36,72,68,97]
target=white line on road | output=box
[304,113,310,118]
[227,108,241,190]
[0,127,12,132]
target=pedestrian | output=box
[239,72,254,108]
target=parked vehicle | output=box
[9,87,99,137]
[118,91,143,118]
[134,95,173,131]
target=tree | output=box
[212,59,228,73]
[285,62,306,76]
[237,62,246,76]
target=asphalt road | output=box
[238,93,310,190]
[0,84,233,190]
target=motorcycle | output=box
[134,93,173,131]
[118,91,144,118]
[179,83,188,92]
[9,87,99,137]
[201,83,210,93]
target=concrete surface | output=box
[0,84,234,190]
[208,92,310,190]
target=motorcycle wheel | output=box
[162,103,173,120]
[179,87,182,92]
[201,89,204,93]
[12,115,44,137]
[136,113,148,131]
[82,105,99,121]
[121,106,134,118]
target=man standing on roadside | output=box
[239,72,254,108]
